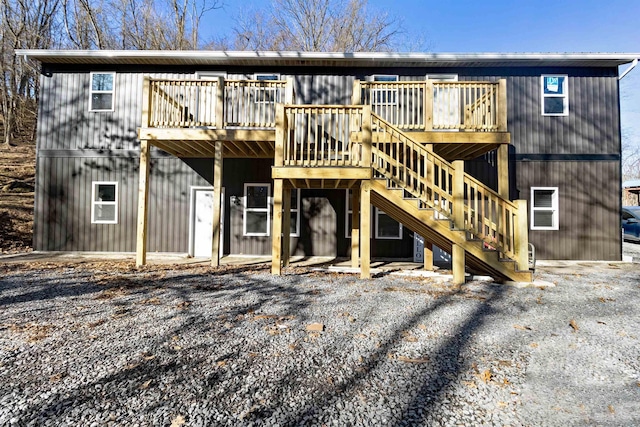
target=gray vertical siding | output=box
[518,160,621,260]
[34,65,622,260]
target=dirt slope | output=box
[0,144,35,253]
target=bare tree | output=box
[232,0,404,52]
[0,0,59,147]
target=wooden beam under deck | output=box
[147,139,275,158]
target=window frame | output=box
[289,189,301,237]
[243,183,271,237]
[91,181,118,224]
[530,187,559,230]
[89,72,116,112]
[541,74,569,116]
[375,207,403,240]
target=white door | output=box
[428,74,459,130]
[190,187,224,258]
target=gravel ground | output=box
[0,259,638,427]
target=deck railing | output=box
[144,77,293,128]
[355,79,507,132]
[276,104,525,262]
[281,105,364,167]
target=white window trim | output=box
[290,189,301,237]
[426,74,458,82]
[91,181,118,224]
[375,207,403,240]
[243,183,271,236]
[89,72,115,112]
[254,73,281,81]
[541,74,569,116]
[195,71,227,79]
[370,74,399,82]
[530,187,559,230]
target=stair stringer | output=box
[370,179,533,282]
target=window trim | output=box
[91,181,118,224]
[254,73,281,81]
[530,187,559,230]
[375,207,403,240]
[243,183,271,237]
[541,74,569,116]
[290,189,301,237]
[89,72,116,112]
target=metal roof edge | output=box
[15,49,640,66]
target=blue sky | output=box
[211,0,639,151]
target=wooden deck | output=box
[136,76,532,283]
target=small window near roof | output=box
[531,187,559,230]
[92,181,118,224]
[541,75,568,116]
[90,72,115,112]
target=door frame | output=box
[188,186,225,258]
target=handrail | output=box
[357,79,506,132]
[146,78,291,129]
[369,111,520,259]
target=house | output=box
[17,50,638,283]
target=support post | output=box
[514,199,530,271]
[141,77,151,127]
[452,160,465,230]
[425,80,434,131]
[352,80,362,104]
[271,179,284,275]
[424,242,434,271]
[452,244,466,285]
[275,104,286,167]
[361,105,372,167]
[351,185,360,268]
[135,139,150,267]
[215,76,224,129]
[360,181,371,279]
[211,140,223,267]
[497,144,509,199]
[498,79,507,132]
[282,186,291,268]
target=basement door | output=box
[189,186,224,258]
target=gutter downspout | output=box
[619,58,638,80]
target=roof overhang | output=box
[15,50,640,68]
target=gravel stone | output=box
[0,256,639,426]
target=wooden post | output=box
[275,104,286,167]
[282,187,291,268]
[285,77,295,104]
[141,77,151,127]
[361,105,372,167]
[271,179,284,275]
[211,140,223,267]
[452,244,465,285]
[424,242,434,271]
[514,199,530,272]
[497,144,509,199]
[497,79,507,132]
[215,76,224,129]
[360,181,371,279]
[351,185,360,268]
[135,139,150,267]
[352,80,362,104]
[425,80,434,131]
[452,160,465,230]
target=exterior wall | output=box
[34,63,623,260]
[517,160,621,260]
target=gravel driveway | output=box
[0,259,638,427]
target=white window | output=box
[244,183,271,236]
[89,72,115,112]
[91,181,118,224]
[541,75,568,116]
[289,189,301,237]
[530,187,559,230]
[375,208,403,240]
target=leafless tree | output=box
[232,0,404,52]
[0,0,59,147]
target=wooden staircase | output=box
[368,112,532,282]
